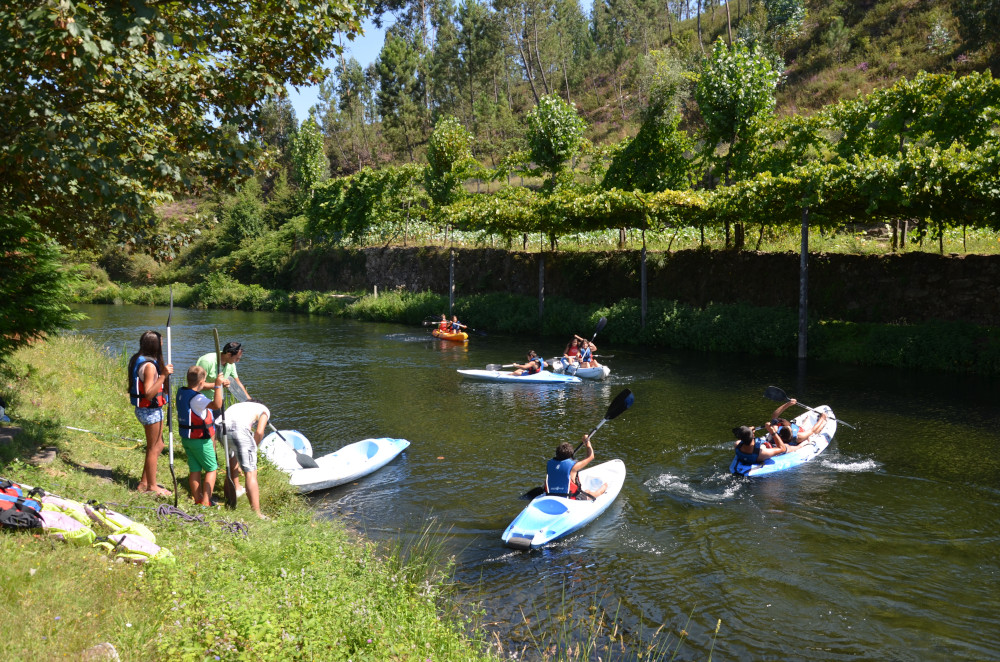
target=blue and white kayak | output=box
[261,431,410,493]
[457,369,582,384]
[729,405,837,477]
[502,459,626,549]
[551,360,611,380]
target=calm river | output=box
[73,304,1000,661]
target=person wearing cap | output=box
[196,341,249,403]
[769,398,828,445]
[731,421,791,476]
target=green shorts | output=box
[181,438,218,473]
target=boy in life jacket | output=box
[731,422,791,475]
[545,435,608,500]
[176,366,225,506]
[512,350,546,376]
[769,398,828,445]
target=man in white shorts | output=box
[219,400,270,518]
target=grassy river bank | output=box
[0,336,498,661]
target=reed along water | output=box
[75,304,1000,660]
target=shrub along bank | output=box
[73,275,1000,375]
[0,336,494,661]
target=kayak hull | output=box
[432,329,468,342]
[551,361,611,380]
[458,369,581,384]
[730,405,837,477]
[261,432,410,493]
[502,459,626,549]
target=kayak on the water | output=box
[432,328,468,342]
[551,361,611,380]
[730,405,837,477]
[260,430,410,493]
[502,459,626,549]
[457,369,582,384]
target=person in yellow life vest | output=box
[176,366,224,506]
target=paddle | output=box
[215,329,238,509]
[165,286,178,507]
[484,363,516,370]
[226,380,318,469]
[520,388,635,499]
[65,427,144,443]
[763,386,857,430]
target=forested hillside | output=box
[300,0,999,173]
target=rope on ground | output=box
[155,503,206,524]
[216,519,249,537]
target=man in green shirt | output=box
[195,341,250,402]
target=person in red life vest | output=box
[176,366,225,506]
[437,314,449,332]
[511,350,547,376]
[127,330,174,497]
[545,435,608,499]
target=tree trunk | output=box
[725,0,733,45]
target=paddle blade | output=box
[591,316,607,340]
[604,389,634,421]
[296,452,319,469]
[520,486,545,500]
[763,386,788,402]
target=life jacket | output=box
[38,509,97,546]
[176,387,215,440]
[779,422,800,443]
[450,321,462,332]
[527,356,546,374]
[94,533,175,565]
[545,458,580,497]
[129,356,167,408]
[731,439,764,476]
[579,346,593,362]
[84,501,157,543]
[438,320,449,331]
[29,488,92,526]
[0,478,43,529]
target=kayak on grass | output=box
[457,369,582,384]
[551,360,611,380]
[502,459,626,549]
[260,431,410,493]
[432,329,468,342]
[729,405,837,477]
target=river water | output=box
[72,304,1000,661]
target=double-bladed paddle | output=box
[215,329,238,510]
[763,386,857,430]
[165,287,178,507]
[226,380,318,469]
[520,388,635,499]
[484,363,517,370]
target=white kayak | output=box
[458,369,581,384]
[730,405,837,477]
[260,430,410,493]
[502,459,626,549]
[551,360,611,380]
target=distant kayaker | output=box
[196,341,249,404]
[769,399,828,445]
[449,315,467,333]
[545,434,608,499]
[219,400,271,519]
[731,423,791,475]
[437,314,449,332]
[511,350,547,376]
[127,331,174,497]
[574,335,600,368]
[560,337,581,371]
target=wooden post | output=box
[641,229,647,328]
[538,253,545,320]
[798,205,809,360]
[449,248,455,314]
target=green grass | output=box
[0,337,495,661]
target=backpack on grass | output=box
[0,478,43,530]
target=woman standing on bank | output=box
[127,330,174,496]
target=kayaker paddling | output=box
[769,398,828,445]
[731,423,792,476]
[511,350,547,376]
[545,434,608,500]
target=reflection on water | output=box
[72,304,1000,660]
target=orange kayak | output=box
[432,329,469,342]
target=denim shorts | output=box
[134,406,163,426]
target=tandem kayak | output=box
[729,405,837,477]
[432,329,468,342]
[551,360,611,380]
[502,459,626,549]
[260,431,410,493]
[457,369,582,384]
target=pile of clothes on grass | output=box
[0,477,174,565]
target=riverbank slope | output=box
[0,336,494,660]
